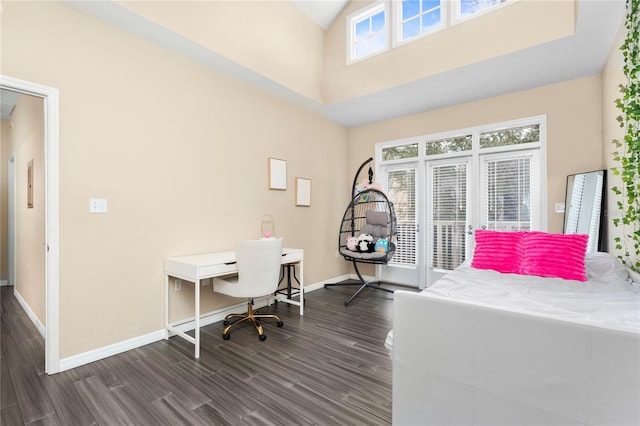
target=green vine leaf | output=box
[612,0,640,273]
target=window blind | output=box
[386,169,416,266]
[432,163,467,270]
[483,156,531,231]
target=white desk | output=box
[164,248,303,358]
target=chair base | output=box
[324,261,395,306]
[222,299,283,341]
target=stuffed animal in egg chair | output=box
[347,236,358,251]
[356,233,375,253]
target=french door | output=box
[426,157,472,284]
[377,163,420,286]
[377,116,545,288]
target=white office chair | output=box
[213,238,284,341]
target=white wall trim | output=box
[0,280,8,287]
[1,74,61,374]
[59,329,167,372]
[13,288,46,338]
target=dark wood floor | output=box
[1,283,397,425]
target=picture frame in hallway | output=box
[27,159,33,208]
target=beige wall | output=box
[1,94,46,323]
[324,0,575,104]
[1,1,349,358]
[602,21,626,257]
[349,75,604,235]
[116,0,326,104]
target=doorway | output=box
[0,75,60,374]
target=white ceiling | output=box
[59,1,627,128]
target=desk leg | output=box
[299,260,304,316]
[164,273,169,340]
[195,279,200,359]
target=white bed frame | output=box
[392,290,640,425]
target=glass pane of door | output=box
[379,165,419,287]
[481,152,535,231]
[427,158,470,284]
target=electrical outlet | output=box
[175,279,182,292]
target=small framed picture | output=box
[27,160,34,209]
[296,177,311,207]
[268,158,287,190]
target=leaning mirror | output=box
[563,170,607,252]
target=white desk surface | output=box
[164,247,304,358]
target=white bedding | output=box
[390,253,640,425]
[424,254,640,334]
[386,253,640,354]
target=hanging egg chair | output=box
[324,158,398,305]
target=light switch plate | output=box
[89,198,108,213]
[554,202,565,213]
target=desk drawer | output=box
[282,252,303,263]
[199,262,237,278]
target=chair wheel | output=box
[223,333,231,340]
[259,334,267,341]
[223,320,230,326]
[277,321,284,327]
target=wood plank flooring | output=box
[0,283,399,425]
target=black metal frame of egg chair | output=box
[324,157,398,306]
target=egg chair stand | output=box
[324,157,398,306]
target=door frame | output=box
[1,75,60,374]
[7,152,16,287]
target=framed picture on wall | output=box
[27,159,33,209]
[268,158,287,190]
[296,177,311,206]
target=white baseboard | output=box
[58,278,342,372]
[13,289,46,338]
[59,329,167,372]
[0,280,9,287]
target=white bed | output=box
[391,252,640,425]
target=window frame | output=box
[346,1,390,64]
[392,0,447,48]
[450,0,517,26]
[346,0,519,64]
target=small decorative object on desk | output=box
[261,214,275,239]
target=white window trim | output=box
[346,1,390,65]
[450,0,519,27]
[347,0,520,63]
[392,0,447,48]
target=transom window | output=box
[455,0,511,22]
[397,0,444,43]
[347,2,388,63]
[348,0,516,63]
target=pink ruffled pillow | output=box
[520,232,588,281]
[471,229,525,274]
